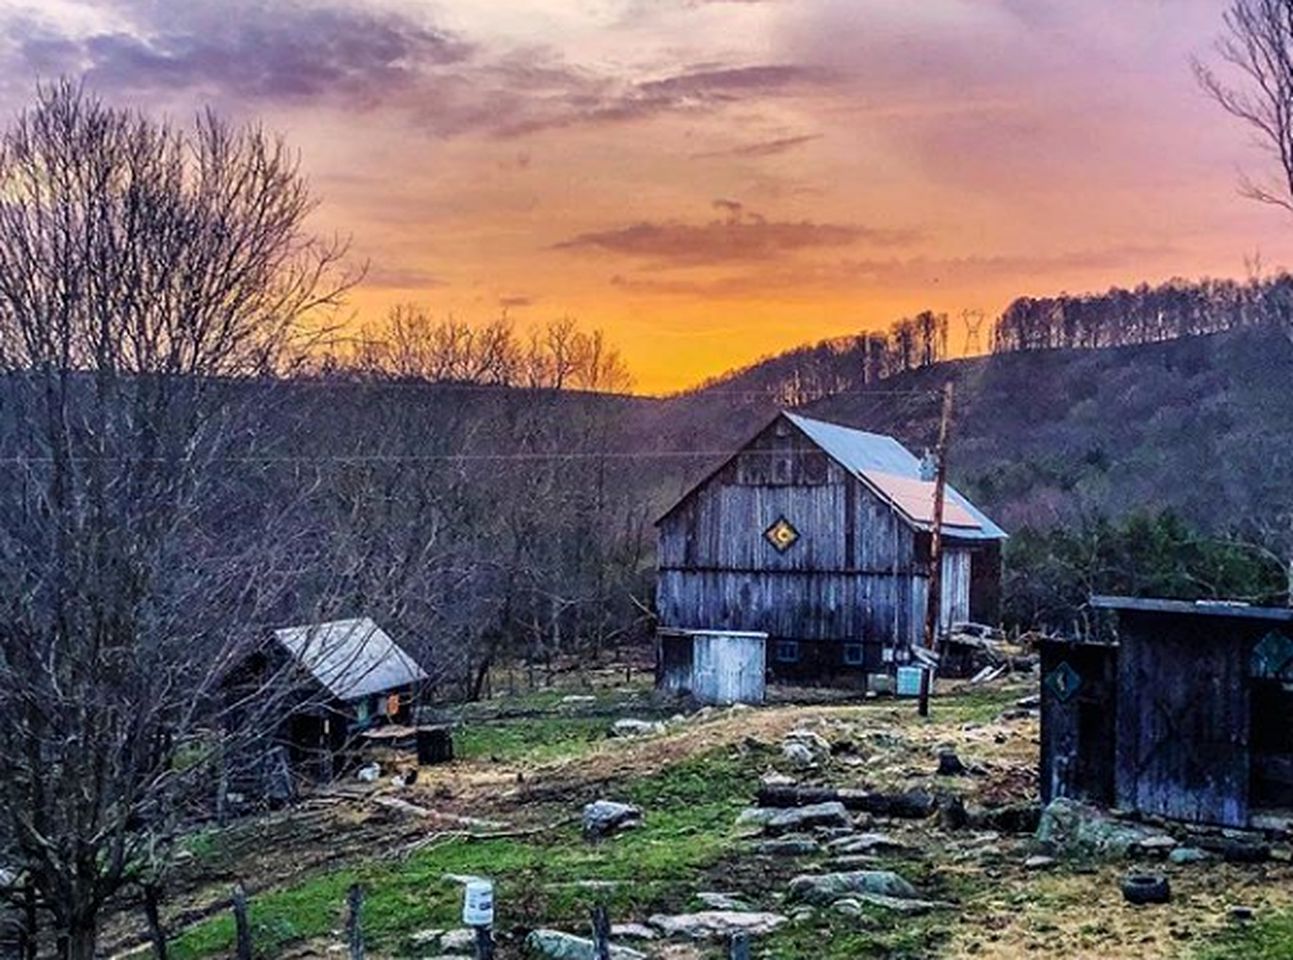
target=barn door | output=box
[1116,626,1250,826]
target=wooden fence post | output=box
[345,884,364,960]
[729,931,750,960]
[21,881,37,960]
[473,926,494,960]
[232,884,253,960]
[591,904,611,960]
[142,882,169,960]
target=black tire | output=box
[1122,873,1171,905]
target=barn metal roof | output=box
[785,412,1006,540]
[273,617,428,702]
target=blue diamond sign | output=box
[1044,661,1082,703]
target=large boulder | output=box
[764,801,852,836]
[648,911,789,940]
[1036,798,1164,857]
[524,930,645,960]
[582,800,643,839]
[788,870,918,906]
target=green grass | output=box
[454,716,613,764]
[170,747,762,958]
[1196,910,1293,960]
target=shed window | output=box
[843,643,866,666]
[775,640,800,663]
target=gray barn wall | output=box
[657,417,974,673]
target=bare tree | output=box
[1196,0,1293,212]
[0,82,355,958]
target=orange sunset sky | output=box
[3,0,1292,391]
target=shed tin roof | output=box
[273,617,428,702]
[1090,595,1293,623]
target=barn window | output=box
[764,516,800,553]
[775,640,800,663]
[843,643,865,666]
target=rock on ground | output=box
[788,870,918,906]
[1169,846,1211,865]
[755,835,821,856]
[1036,797,1166,857]
[827,833,913,856]
[648,911,789,940]
[696,891,749,911]
[610,923,658,941]
[763,801,851,836]
[781,730,832,768]
[524,929,646,960]
[582,800,643,839]
[611,718,663,738]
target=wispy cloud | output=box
[555,200,915,267]
[607,245,1178,298]
[692,133,821,159]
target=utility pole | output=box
[919,381,955,717]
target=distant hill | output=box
[649,326,1293,537]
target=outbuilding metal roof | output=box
[784,412,1006,540]
[273,617,428,702]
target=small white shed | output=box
[656,628,767,705]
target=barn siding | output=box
[1114,612,1252,827]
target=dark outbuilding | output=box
[1040,596,1293,828]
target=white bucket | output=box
[462,878,494,926]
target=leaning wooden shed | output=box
[1040,596,1293,828]
[655,411,1006,683]
[657,628,767,705]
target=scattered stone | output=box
[828,855,882,869]
[1229,906,1257,923]
[1168,847,1210,865]
[355,762,381,783]
[938,794,969,831]
[1037,798,1158,857]
[781,730,832,768]
[561,695,596,705]
[936,750,968,776]
[1221,839,1271,864]
[438,929,477,954]
[968,802,1041,834]
[696,892,749,911]
[851,893,950,915]
[610,924,658,941]
[763,802,852,836]
[1023,855,1056,871]
[582,800,643,839]
[755,836,820,856]
[736,808,780,829]
[788,870,918,906]
[832,897,864,918]
[869,789,938,820]
[648,911,788,940]
[1015,694,1041,709]
[611,719,663,738]
[1134,835,1179,856]
[827,833,913,856]
[760,771,797,790]
[524,929,645,960]
[410,928,446,947]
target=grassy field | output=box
[138,682,1293,960]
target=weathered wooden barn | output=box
[225,617,428,780]
[1040,596,1293,827]
[655,411,1006,681]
